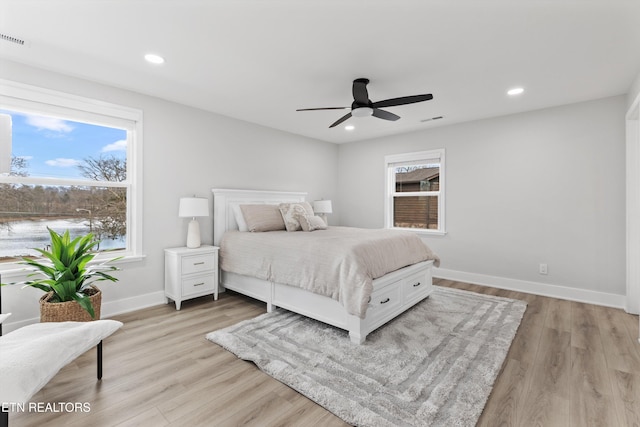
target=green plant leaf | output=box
[72,292,95,318]
[75,233,98,255]
[47,227,64,260]
[21,256,57,277]
[51,280,78,302]
[21,283,53,293]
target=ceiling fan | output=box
[296,78,433,128]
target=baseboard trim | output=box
[2,273,627,333]
[1,291,167,334]
[433,268,626,309]
[101,291,167,317]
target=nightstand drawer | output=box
[182,254,215,275]
[182,275,216,296]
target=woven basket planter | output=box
[39,286,102,322]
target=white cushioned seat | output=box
[0,320,122,404]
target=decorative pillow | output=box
[232,204,248,232]
[240,204,286,232]
[278,202,314,232]
[298,214,328,232]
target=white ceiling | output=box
[1,0,639,144]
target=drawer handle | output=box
[193,282,205,287]
[413,282,421,287]
[380,298,390,304]
[193,262,205,266]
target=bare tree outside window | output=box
[76,155,127,245]
[0,156,31,233]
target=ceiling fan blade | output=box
[352,78,370,105]
[372,109,400,121]
[329,112,352,128]
[372,94,433,109]
[296,107,350,111]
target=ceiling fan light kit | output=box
[351,107,373,117]
[297,78,433,128]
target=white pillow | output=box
[298,214,328,232]
[232,204,248,232]
[278,202,314,232]
[240,204,286,232]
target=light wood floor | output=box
[9,279,640,427]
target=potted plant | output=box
[3,227,120,322]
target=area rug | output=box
[206,286,527,427]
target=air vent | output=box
[0,33,26,45]
[420,116,444,123]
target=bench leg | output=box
[97,340,103,380]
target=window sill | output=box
[389,227,447,237]
[0,253,147,281]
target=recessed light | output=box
[345,125,355,131]
[144,53,165,65]
[507,87,524,96]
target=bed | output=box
[212,188,440,344]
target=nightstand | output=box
[164,245,219,310]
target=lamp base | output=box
[186,219,201,248]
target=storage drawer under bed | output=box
[368,281,402,317]
[403,269,432,305]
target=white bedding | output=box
[220,226,440,318]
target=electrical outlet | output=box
[539,263,548,275]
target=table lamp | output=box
[178,197,209,248]
[313,200,333,225]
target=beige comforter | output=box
[220,226,440,318]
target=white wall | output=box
[626,71,640,314]
[0,60,339,330]
[628,71,640,109]
[338,96,627,303]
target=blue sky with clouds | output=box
[1,109,127,179]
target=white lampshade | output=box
[313,200,333,214]
[178,197,209,218]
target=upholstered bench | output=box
[0,320,123,427]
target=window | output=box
[385,149,445,234]
[0,80,143,266]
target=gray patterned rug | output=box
[206,286,527,427]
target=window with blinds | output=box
[385,149,445,234]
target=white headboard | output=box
[211,188,307,245]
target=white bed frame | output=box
[212,188,435,344]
